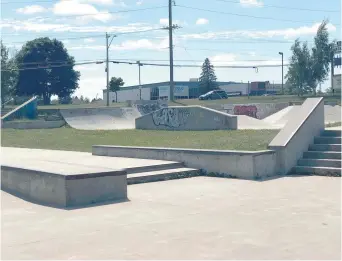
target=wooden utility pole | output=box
[106,33,110,106]
[105,32,116,106]
[168,0,175,101]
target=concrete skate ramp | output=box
[237,115,278,130]
[60,107,142,130]
[238,104,341,130]
[263,105,341,127]
[224,102,289,119]
[136,106,238,130]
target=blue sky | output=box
[1,0,341,99]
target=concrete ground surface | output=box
[1,147,181,173]
[2,176,341,260]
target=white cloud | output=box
[240,0,263,7]
[16,5,47,14]
[196,18,209,25]
[159,18,187,27]
[210,54,237,65]
[84,38,95,43]
[0,19,160,34]
[53,0,114,22]
[180,22,337,40]
[159,18,169,26]
[136,0,143,5]
[210,53,282,66]
[69,38,170,51]
[78,0,113,5]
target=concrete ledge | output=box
[2,120,65,129]
[92,145,278,180]
[268,97,325,175]
[1,165,127,208]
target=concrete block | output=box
[135,106,238,131]
[1,166,127,208]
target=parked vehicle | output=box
[199,90,228,100]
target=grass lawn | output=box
[1,128,278,152]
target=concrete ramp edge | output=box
[268,97,325,175]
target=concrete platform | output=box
[1,147,196,207]
[1,176,340,260]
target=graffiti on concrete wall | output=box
[233,105,258,118]
[135,103,164,115]
[224,103,289,119]
[152,108,191,128]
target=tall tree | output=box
[199,58,218,94]
[285,40,311,96]
[1,42,18,106]
[285,20,335,96]
[109,77,124,102]
[15,37,80,105]
[309,20,334,94]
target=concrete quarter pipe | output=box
[60,108,142,130]
[60,102,167,130]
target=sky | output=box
[1,0,341,99]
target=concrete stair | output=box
[125,162,201,185]
[293,130,342,177]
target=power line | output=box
[1,5,167,22]
[111,58,280,62]
[176,5,340,25]
[2,28,165,45]
[1,59,288,71]
[111,60,289,68]
[212,0,339,13]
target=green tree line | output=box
[1,37,80,105]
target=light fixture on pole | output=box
[137,61,142,100]
[279,52,284,94]
[105,32,116,106]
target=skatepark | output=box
[57,102,341,130]
[1,97,341,259]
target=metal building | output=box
[103,80,249,102]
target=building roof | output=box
[103,81,244,92]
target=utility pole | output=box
[247,81,250,99]
[168,0,174,101]
[279,52,284,95]
[137,61,142,100]
[331,52,335,95]
[105,32,116,106]
[106,33,110,106]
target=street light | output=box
[137,61,142,100]
[279,52,284,95]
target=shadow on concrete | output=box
[1,188,130,210]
